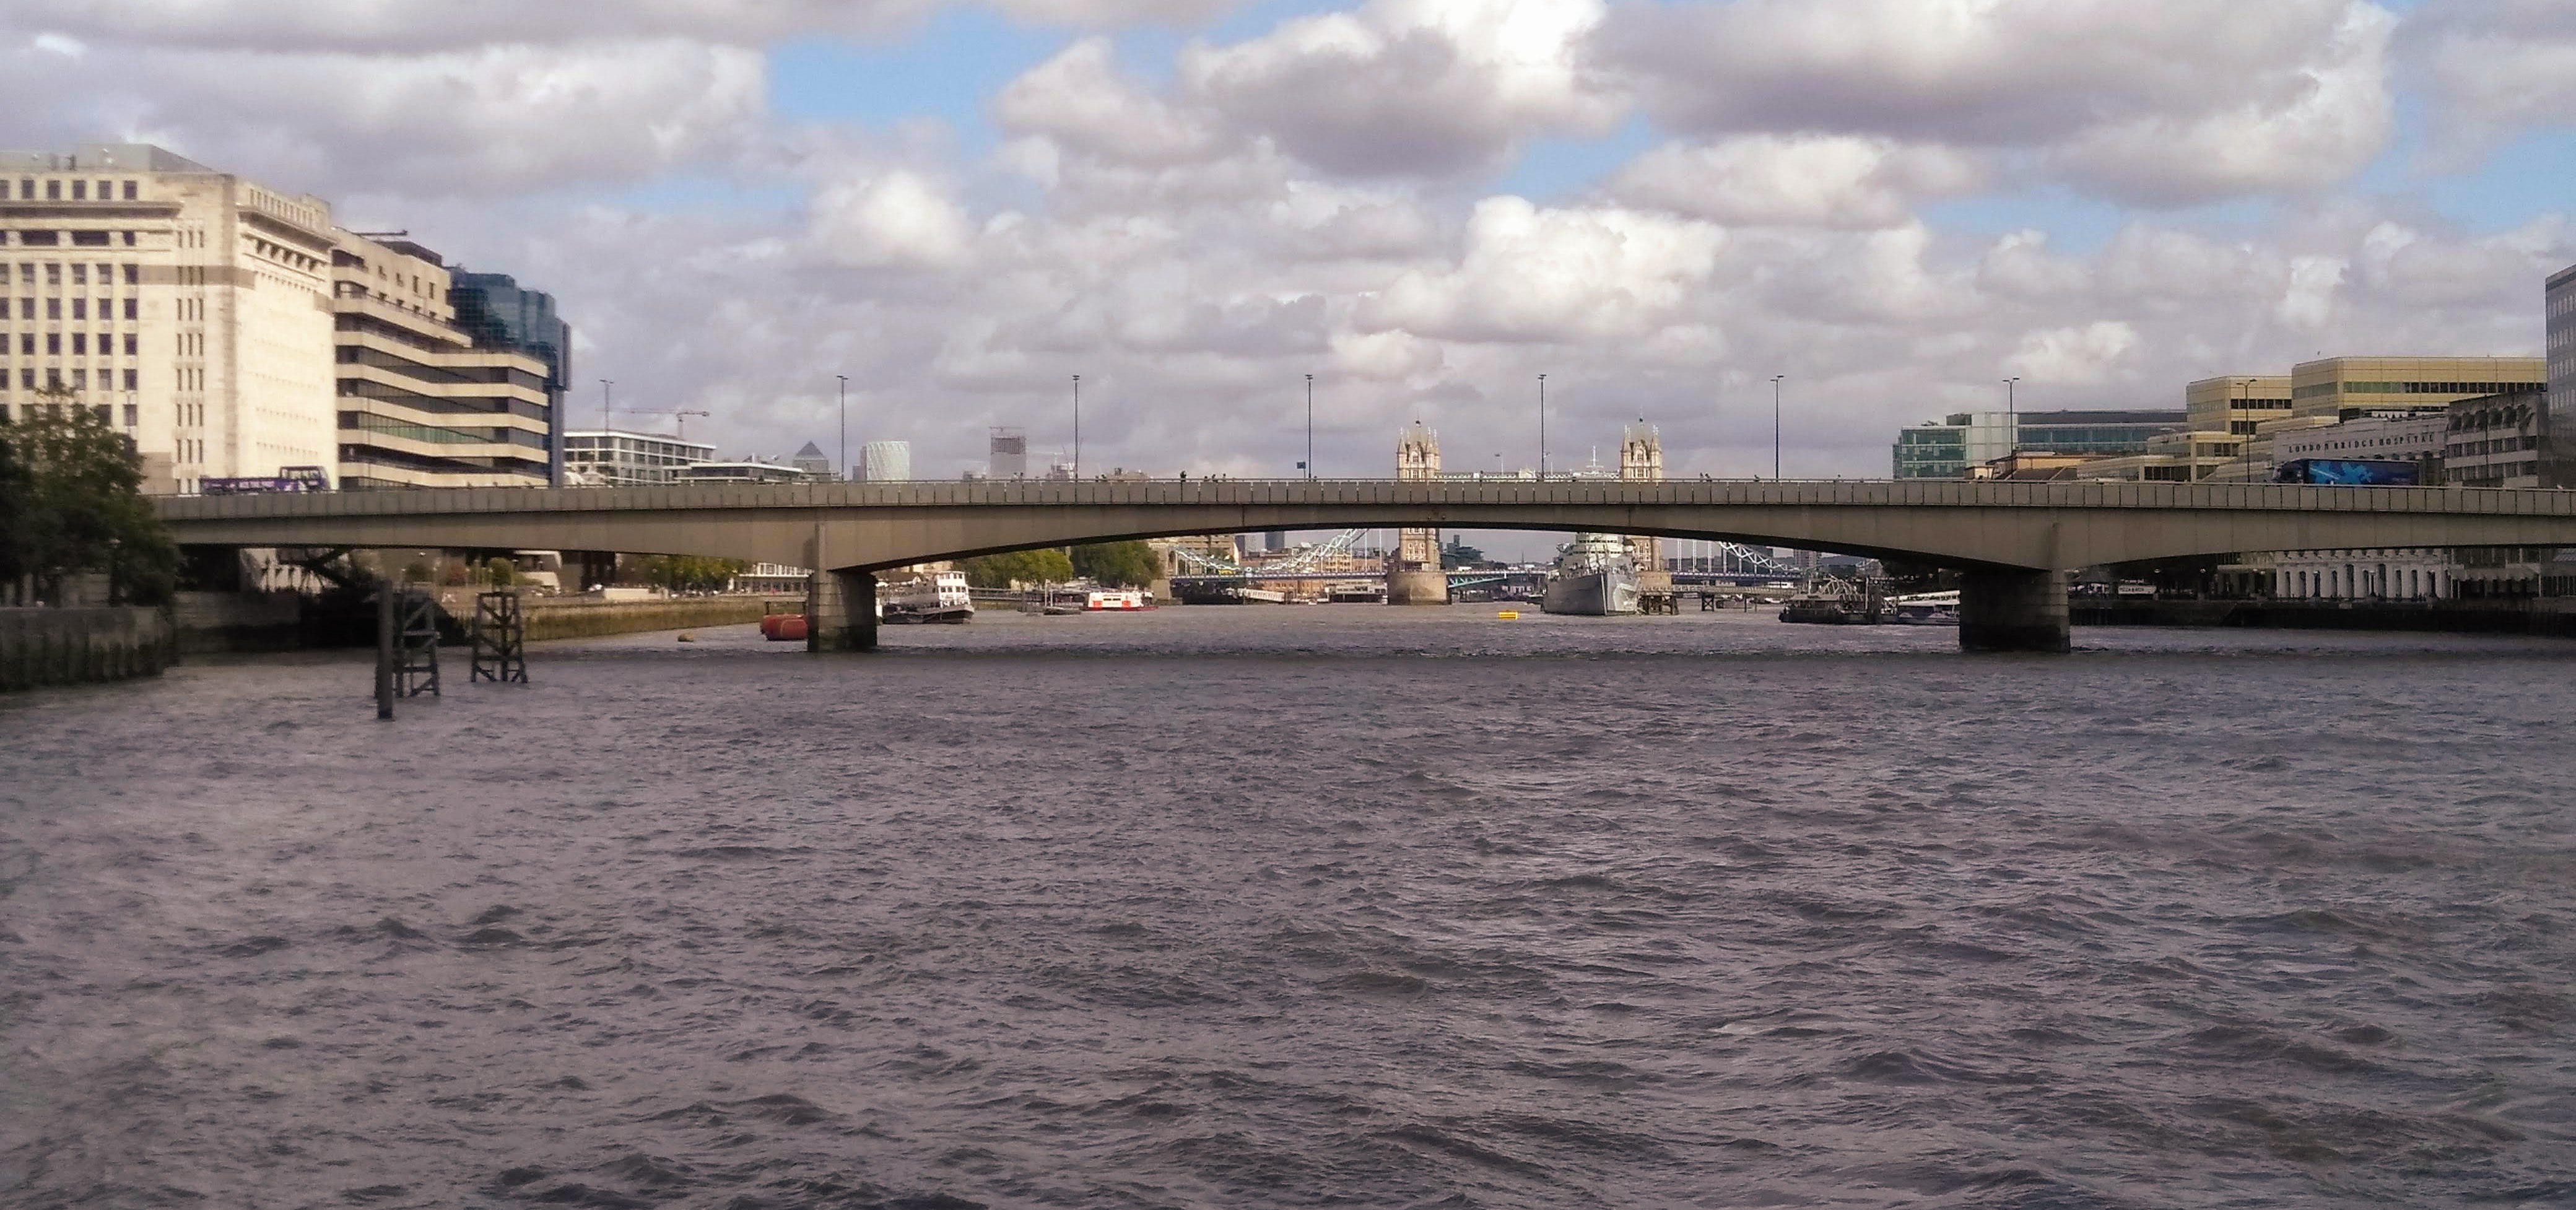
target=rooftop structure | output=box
[564,428,713,486]
[1893,410,2188,479]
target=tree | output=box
[483,555,518,587]
[1071,540,1159,587]
[3,397,176,604]
[632,554,749,592]
[960,548,1075,588]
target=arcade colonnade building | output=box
[0,142,567,493]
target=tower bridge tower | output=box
[1390,421,1449,604]
[1621,421,1673,601]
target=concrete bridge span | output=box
[157,478,2576,653]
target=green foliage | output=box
[401,561,435,584]
[1071,540,1160,588]
[633,554,749,591]
[960,547,1075,588]
[1,398,176,604]
[483,556,518,587]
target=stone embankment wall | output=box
[521,594,806,642]
[1,607,178,692]
[2071,598,2576,638]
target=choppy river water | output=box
[4,606,2574,1208]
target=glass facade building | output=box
[1893,410,2187,479]
[2548,264,2576,488]
[450,271,573,485]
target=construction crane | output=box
[620,409,711,440]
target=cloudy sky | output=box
[4,0,2571,488]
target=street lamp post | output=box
[1537,373,1547,480]
[1071,375,1081,478]
[599,379,614,484]
[2003,376,2021,464]
[836,375,848,481]
[1770,375,1785,479]
[1305,373,1314,479]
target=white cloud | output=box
[1596,0,2398,204]
[1180,0,1621,176]
[1607,134,1982,229]
[0,37,767,194]
[1361,196,1725,342]
[2006,321,2139,385]
[2415,0,2576,159]
[810,167,978,269]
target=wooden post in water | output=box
[375,581,394,720]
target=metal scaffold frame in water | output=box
[393,588,440,698]
[470,590,528,684]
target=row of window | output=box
[2227,397,2292,409]
[8,178,140,202]
[0,230,142,247]
[4,263,143,287]
[2292,380,2538,398]
[7,332,141,355]
[2,368,140,391]
[0,403,139,427]
[4,298,142,320]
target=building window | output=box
[44,181,58,201]
[123,181,136,201]
[123,264,137,285]
[45,299,58,320]
[123,370,136,392]
[71,230,108,247]
[71,334,84,355]
[44,263,58,286]
[21,230,58,247]
[123,404,136,426]
[122,298,136,321]
[15,180,28,200]
[71,299,85,320]
[44,334,57,354]
[123,333,136,355]
[71,369,85,390]
[69,181,85,201]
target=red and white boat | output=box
[1084,589,1154,611]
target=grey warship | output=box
[1539,533,1642,616]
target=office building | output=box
[2548,264,2576,487]
[2286,357,2544,422]
[0,142,570,494]
[1892,410,2187,479]
[2274,412,2448,472]
[0,143,336,492]
[450,269,572,485]
[674,458,824,485]
[791,441,832,479]
[564,429,713,485]
[2185,376,2292,436]
[2443,389,2548,488]
[988,427,1027,479]
[329,234,555,489]
[861,439,911,482]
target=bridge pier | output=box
[1386,569,1449,606]
[806,570,879,653]
[1959,569,2069,653]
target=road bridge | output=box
[157,478,2576,653]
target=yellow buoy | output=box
[1495,610,1520,619]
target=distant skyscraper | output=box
[988,427,1027,479]
[861,440,912,482]
[2547,263,2575,487]
[791,441,832,478]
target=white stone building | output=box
[0,144,337,492]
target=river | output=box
[3,606,2572,1207]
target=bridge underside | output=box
[159,481,2576,654]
